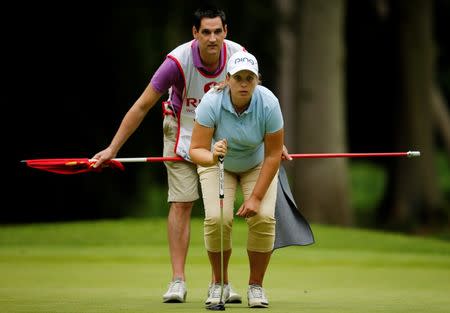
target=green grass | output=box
[1,218,449,313]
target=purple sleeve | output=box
[150,58,183,93]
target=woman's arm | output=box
[189,121,227,167]
[236,128,284,217]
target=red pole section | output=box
[146,156,183,162]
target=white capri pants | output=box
[197,163,278,253]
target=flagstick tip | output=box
[407,151,421,158]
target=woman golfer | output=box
[189,51,284,308]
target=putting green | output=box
[0,218,449,312]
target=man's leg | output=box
[162,115,197,303]
[168,201,193,281]
[162,201,193,303]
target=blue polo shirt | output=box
[194,85,284,172]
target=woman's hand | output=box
[236,196,261,218]
[212,138,228,162]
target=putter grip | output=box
[218,156,224,199]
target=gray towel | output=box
[274,165,315,250]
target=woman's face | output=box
[227,70,257,105]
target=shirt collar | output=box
[222,87,255,116]
[192,40,224,75]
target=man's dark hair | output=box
[193,5,226,30]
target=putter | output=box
[206,155,226,311]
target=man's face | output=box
[193,17,227,57]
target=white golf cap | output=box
[227,51,258,76]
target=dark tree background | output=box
[3,0,449,229]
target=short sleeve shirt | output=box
[195,85,284,172]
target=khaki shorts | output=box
[163,114,199,203]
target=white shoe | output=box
[226,283,242,303]
[162,279,187,303]
[247,284,269,308]
[205,283,230,306]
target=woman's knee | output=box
[204,215,233,230]
[248,212,275,228]
[204,217,233,252]
[247,215,275,252]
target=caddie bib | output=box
[166,39,243,161]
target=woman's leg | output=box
[198,165,237,284]
[240,166,278,286]
[247,250,272,286]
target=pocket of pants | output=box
[163,115,177,139]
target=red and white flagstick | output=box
[109,151,420,163]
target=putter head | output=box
[206,302,225,311]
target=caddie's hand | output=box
[213,139,228,161]
[212,80,228,92]
[91,147,116,168]
[281,145,292,161]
